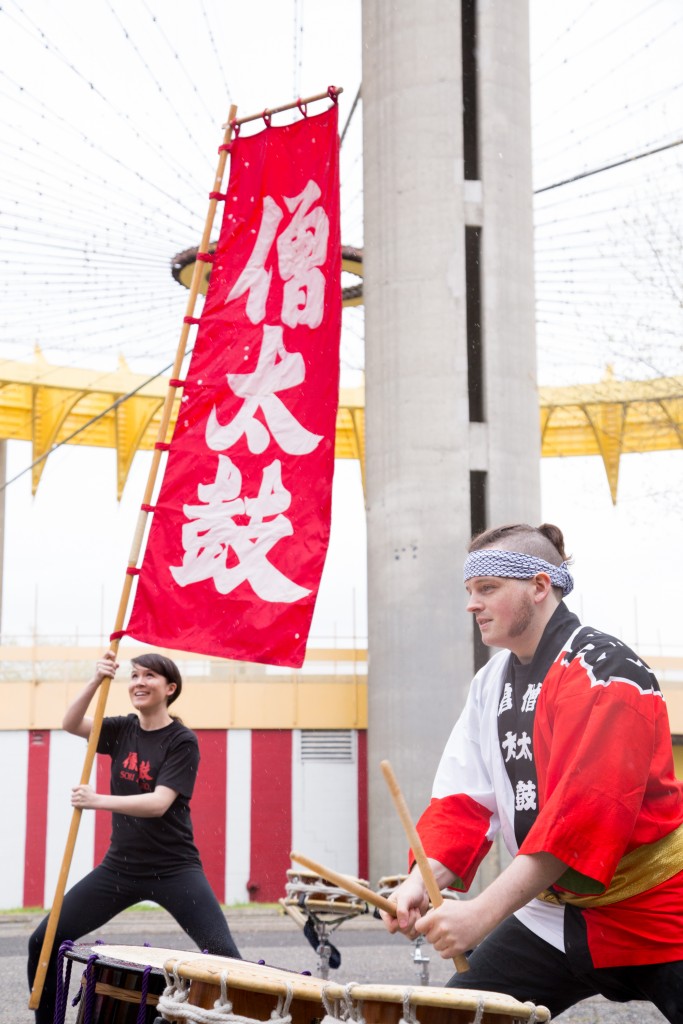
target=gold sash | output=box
[537,822,683,909]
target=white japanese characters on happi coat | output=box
[171,180,329,603]
[497,669,542,836]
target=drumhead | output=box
[63,944,164,975]
[376,874,408,889]
[92,945,329,1000]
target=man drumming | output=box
[381,522,683,1022]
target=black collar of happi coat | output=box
[512,600,581,686]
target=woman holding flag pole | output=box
[27,649,241,1024]
[27,87,344,1016]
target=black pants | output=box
[28,863,241,1024]
[447,915,683,1022]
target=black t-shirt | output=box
[97,714,202,876]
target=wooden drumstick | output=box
[380,759,469,973]
[289,851,398,917]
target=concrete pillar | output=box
[477,0,540,522]
[362,0,539,885]
[0,440,6,636]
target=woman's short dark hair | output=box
[131,653,183,706]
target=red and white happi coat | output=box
[416,602,683,968]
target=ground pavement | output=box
[2,906,666,1024]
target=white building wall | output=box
[44,731,95,906]
[291,730,359,879]
[226,729,252,904]
[0,730,28,908]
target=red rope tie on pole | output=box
[327,85,340,103]
[183,316,201,325]
[209,191,228,201]
[140,503,156,513]
[297,98,308,117]
[125,567,141,576]
[168,378,186,389]
[262,110,272,127]
[196,252,215,263]
[109,630,125,642]
[154,442,171,451]
[218,142,233,153]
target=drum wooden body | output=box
[285,867,369,916]
[91,945,328,1024]
[63,944,165,1024]
[331,982,551,1024]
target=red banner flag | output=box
[125,105,341,668]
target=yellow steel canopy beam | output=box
[540,369,683,502]
[0,349,167,496]
[0,354,680,502]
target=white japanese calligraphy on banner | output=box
[170,455,309,602]
[228,180,329,329]
[205,325,323,456]
[171,180,328,601]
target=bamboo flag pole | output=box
[289,851,397,917]
[29,104,239,1012]
[380,760,470,974]
[230,85,342,126]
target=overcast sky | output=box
[0,0,681,656]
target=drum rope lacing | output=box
[155,960,295,1024]
[136,964,153,1024]
[469,996,485,1024]
[320,985,347,1023]
[82,952,101,1024]
[336,984,424,1024]
[401,989,419,1024]
[343,984,363,1023]
[53,940,75,1024]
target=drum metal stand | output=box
[412,936,430,985]
[303,907,359,980]
[283,868,370,980]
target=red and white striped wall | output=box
[2,728,368,910]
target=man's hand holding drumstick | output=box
[379,863,432,938]
[379,759,566,964]
[379,761,470,972]
[381,863,492,960]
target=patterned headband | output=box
[463,549,574,596]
